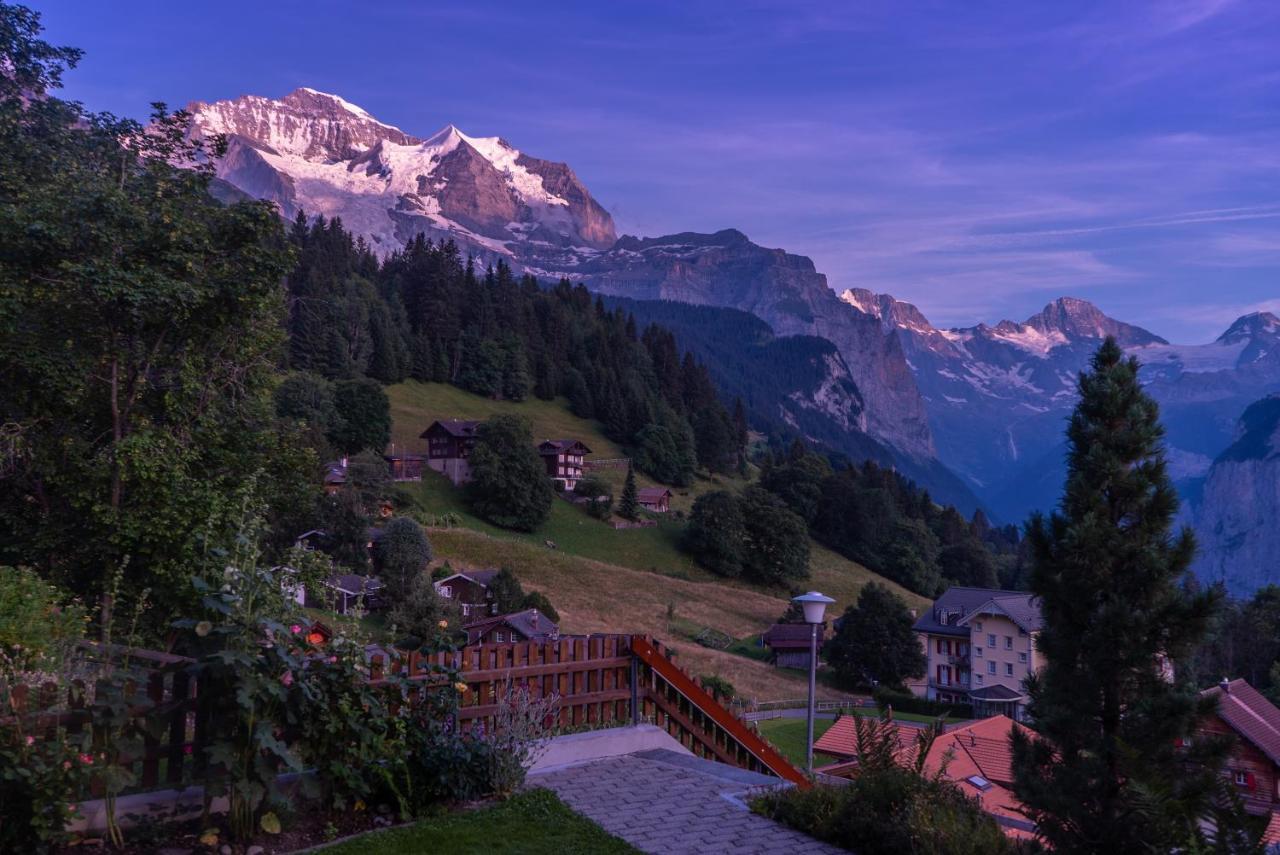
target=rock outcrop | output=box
[1192,396,1280,596]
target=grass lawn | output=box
[321,789,637,854]
[756,717,836,767]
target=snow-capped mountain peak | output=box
[1022,296,1166,346]
[184,88,615,256]
[1218,311,1280,345]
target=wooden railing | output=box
[11,634,807,795]
[630,636,808,786]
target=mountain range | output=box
[183,88,1280,592]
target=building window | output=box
[987,634,996,648]
[975,674,983,685]
[1234,770,1248,787]
[462,604,471,616]
[936,639,944,654]
[974,646,982,657]
[494,631,505,643]
[1004,636,1013,650]
[1005,663,1014,676]
[440,585,452,598]
[975,621,983,631]
[1018,652,1027,663]
[987,661,996,675]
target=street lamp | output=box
[793,591,834,774]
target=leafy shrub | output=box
[872,687,972,720]
[753,713,1011,854]
[0,634,92,852]
[0,566,86,661]
[700,675,736,703]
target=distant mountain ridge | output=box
[841,286,1280,522]
[183,87,1280,565]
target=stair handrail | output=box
[629,635,809,787]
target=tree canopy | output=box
[466,416,554,532]
[826,583,925,689]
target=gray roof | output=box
[420,419,481,439]
[968,684,1027,702]
[464,608,558,640]
[539,438,592,454]
[435,568,501,589]
[913,586,1042,637]
[324,574,385,596]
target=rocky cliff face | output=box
[1192,396,1280,596]
[570,230,936,459]
[184,89,616,256]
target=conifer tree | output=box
[1011,338,1261,852]
[618,466,640,520]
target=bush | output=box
[872,687,973,720]
[753,712,1011,854]
[754,766,1013,855]
[0,566,85,662]
[700,675,736,703]
[573,476,613,520]
[377,517,433,598]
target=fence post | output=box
[629,652,640,726]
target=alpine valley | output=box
[185,88,1280,594]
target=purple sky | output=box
[36,0,1280,342]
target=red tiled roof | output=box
[814,714,1036,839]
[1264,810,1280,845]
[1202,679,1280,765]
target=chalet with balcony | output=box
[433,568,501,620]
[420,419,482,485]
[463,608,559,645]
[538,439,592,491]
[912,586,1043,721]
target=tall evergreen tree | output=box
[618,466,640,520]
[1010,339,1261,852]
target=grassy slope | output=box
[322,789,637,855]
[387,381,929,703]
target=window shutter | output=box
[1247,772,1257,791]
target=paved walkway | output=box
[529,749,843,854]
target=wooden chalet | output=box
[420,419,482,485]
[1200,679,1280,833]
[321,574,386,615]
[385,453,425,482]
[322,459,348,495]
[433,568,501,619]
[463,608,559,645]
[637,487,673,513]
[762,623,825,669]
[538,439,592,491]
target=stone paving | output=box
[529,749,844,855]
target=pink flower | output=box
[184,744,193,755]
[290,624,302,634]
[79,753,93,765]
[281,670,294,687]
[62,761,71,770]
[25,735,34,746]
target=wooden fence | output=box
[9,635,806,795]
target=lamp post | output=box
[793,591,834,774]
